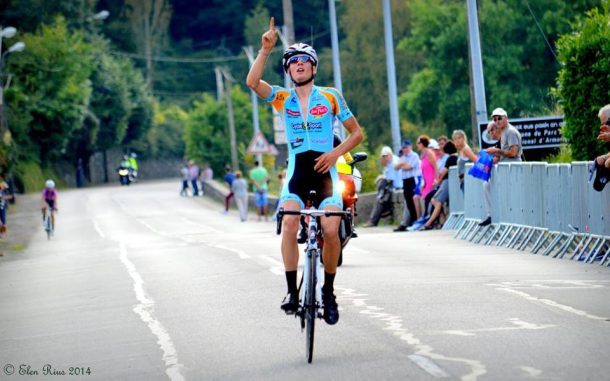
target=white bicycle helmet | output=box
[45,179,55,189]
[282,43,318,73]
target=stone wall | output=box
[202,178,404,225]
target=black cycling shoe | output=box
[350,228,358,238]
[281,292,298,314]
[297,227,308,244]
[322,290,339,325]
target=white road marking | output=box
[92,220,106,239]
[214,244,250,259]
[119,243,185,381]
[497,287,608,321]
[442,318,555,336]
[488,280,609,290]
[519,366,544,379]
[408,355,451,378]
[337,287,487,380]
[260,255,285,275]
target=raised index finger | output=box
[269,17,275,31]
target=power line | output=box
[524,0,559,63]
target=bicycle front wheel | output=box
[305,249,317,363]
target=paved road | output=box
[1,180,609,381]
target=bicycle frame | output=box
[276,202,349,363]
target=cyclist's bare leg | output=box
[281,200,301,270]
[320,205,341,274]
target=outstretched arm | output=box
[246,17,277,99]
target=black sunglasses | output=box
[493,116,504,121]
[605,119,610,126]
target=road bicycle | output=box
[276,191,350,363]
[43,207,55,240]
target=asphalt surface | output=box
[1,180,609,381]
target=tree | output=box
[184,85,270,174]
[125,0,172,92]
[339,0,412,149]
[396,0,602,144]
[555,6,610,160]
[4,17,95,164]
[146,101,188,159]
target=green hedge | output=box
[13,161,61,194]
[556,7,610,161]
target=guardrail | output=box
[445,162,610,266]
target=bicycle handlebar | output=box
[277,209,349,218]
[276,207,351,235]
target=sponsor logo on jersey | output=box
[290,137,304,149]
[286,109,301,118]
[309,105,328,118]
[310,137,330,145]
[306,122,322,131]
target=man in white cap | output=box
[479,107,523,226]
[485,108,522,162]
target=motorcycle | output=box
[334,151,367,266]
[118,166,132,186]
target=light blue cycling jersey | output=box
[263,85,354,209]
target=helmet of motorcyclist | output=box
[282,43,318,86]
[45,179,55,189]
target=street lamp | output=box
[0,26,25,139]
[92,10,110,21]
[0,26,24,200]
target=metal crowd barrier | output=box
[445,162,610,266]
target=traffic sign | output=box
[247,131,273,154]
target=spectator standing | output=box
[481,108,523,225]
[592,104,610,191]
[201,164,213,195]
[231,170,249,222]
[180,162,190,196]
[76,158,85,188]
[479,121,501,226]
[188,160,200,196]
[363,146,402,227]
[249,160,269,221]
[0,180,12,236]
[486,108,523,162]
[393,140,421,231]
[223,165,236,213]
[417,135,439,198]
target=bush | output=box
[555,7,610,160]
[13,161,61,193]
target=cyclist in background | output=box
[41,179,58,228]
[246,18,363,325]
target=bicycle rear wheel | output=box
[305,249,317,363]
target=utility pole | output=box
[221,68,239,171]
[328,0,345,140]
[466,0,487,148]
[281,0,295,44]
[214,66,225,101]
[243,46,262,164]
[382,0,401,154]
